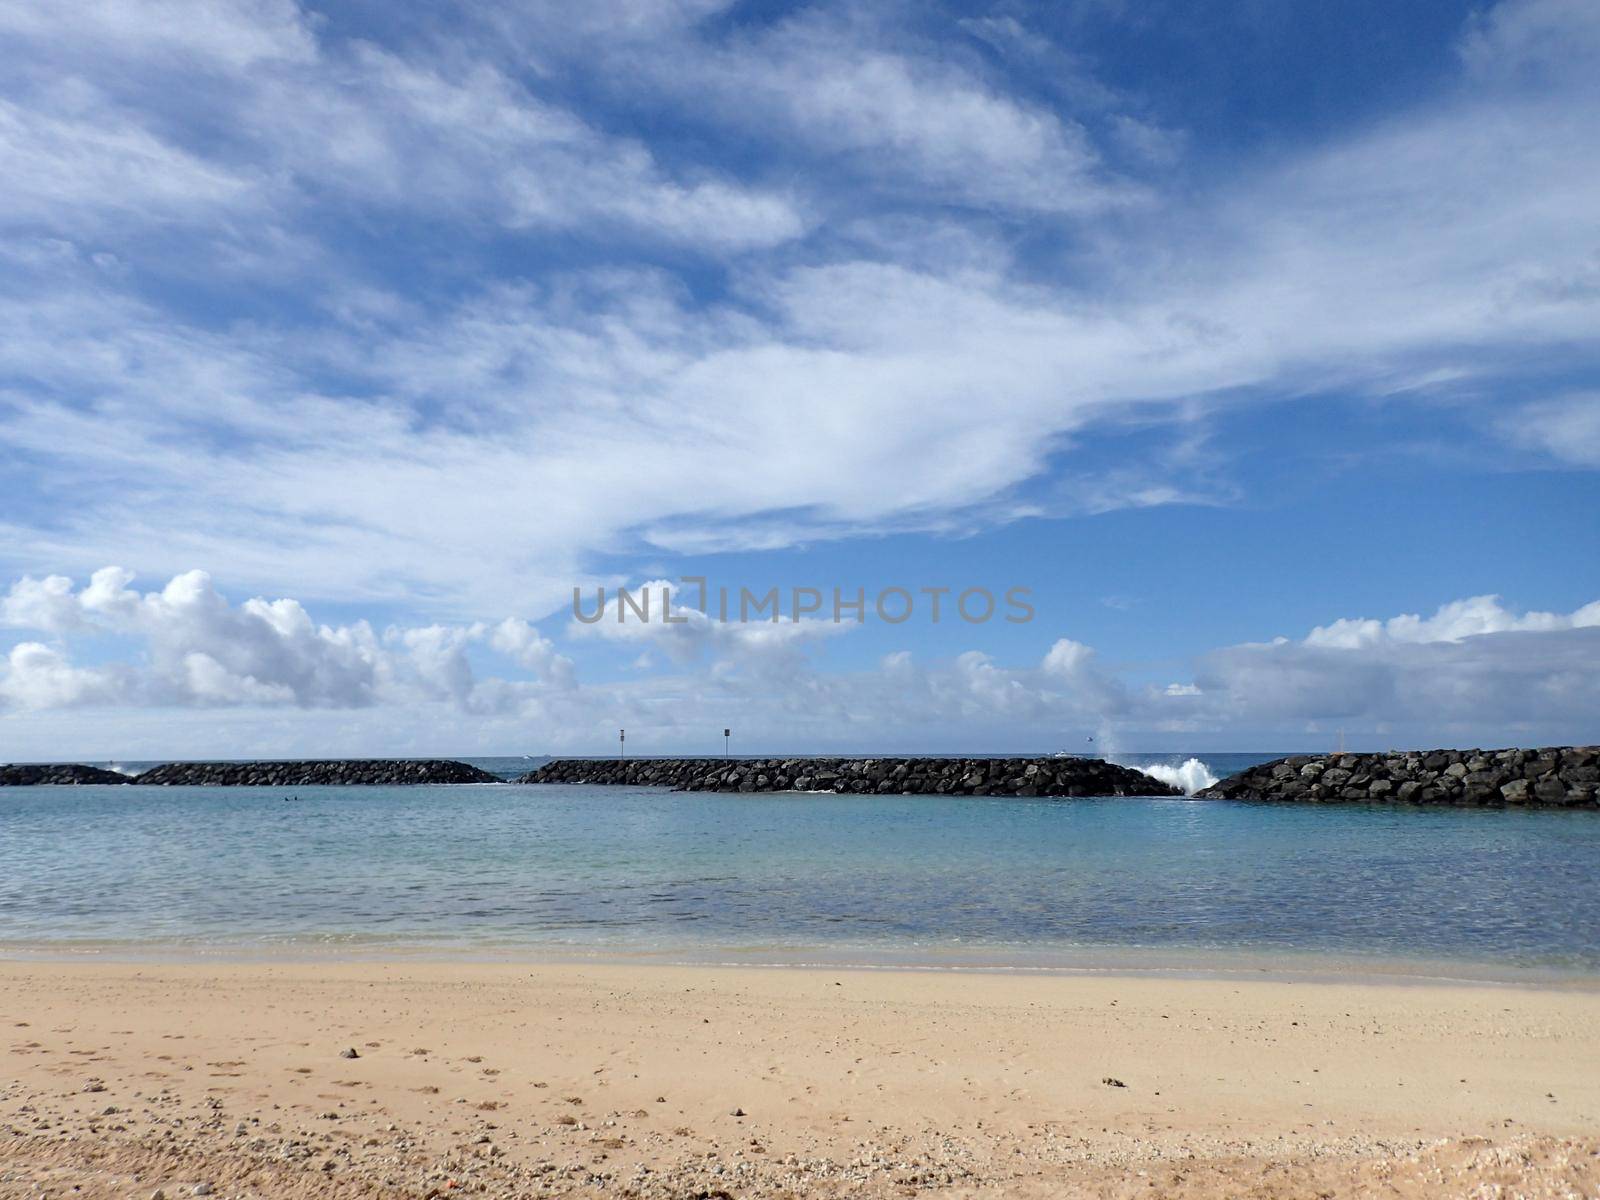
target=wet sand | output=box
[2,960,1597,1197]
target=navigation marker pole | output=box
[620,728,626,761]
[724,728,731,758]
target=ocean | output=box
[3,751,1599,976]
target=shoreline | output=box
[4,959,1597,1198]
[6,938,1599,992]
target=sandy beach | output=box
[2,961,1597,1198]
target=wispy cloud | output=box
[1502,394,1600,466]
[0,1,1590,619]
[0,0,1596,751]
[0,0,805,250]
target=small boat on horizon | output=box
[1054,735,1098,760]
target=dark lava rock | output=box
[515,756,1182,798]
[130,759,500,786]
[0,763,131,786]
[1197,746,1598,808]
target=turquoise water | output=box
[3,776,1599,973]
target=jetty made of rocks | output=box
[1199,746,1599,807]
[2,759,503,786]
[0,763,133,786]
[130,759,501,786]
[518,756,1183,797]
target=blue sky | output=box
[0,0,1597,759]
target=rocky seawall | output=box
[1199,746,1599,807]
[518,756,1182,797]
[0,763,132,786]
[132,759,500,786]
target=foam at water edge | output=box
[1133,758,1219,796]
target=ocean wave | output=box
[1132,758,1218,795]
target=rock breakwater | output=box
[0,763,131,785]
[1199,746,1599,807]
[132,759,500,786]
[519,756,1182,797]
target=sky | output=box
[1,0,1597,760]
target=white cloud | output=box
[182,651,295,706]
[1,0,1594,619]
[3,570,1599,753]
[1459,0,1600,81]
[0,0,317,68]
[0,1,805,251]
[2,253,1220,613]
[1,572,86,633]
[505,4,1140,214]
[1305,595,1600,649]
[677,14,1135,214]
[0,92,259,232]
[1194,596,1600,738]
[1503,394,1600,466]
[490,619,576,690]
[253,46,807,250]
[0,0,1595,686]
[483,0,735,43]
[0,642,121,710]
[0,568,571,714]
[1040,637,1095,677]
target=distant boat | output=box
[1055,735,1096,759]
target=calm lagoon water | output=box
[4,769,1599,976]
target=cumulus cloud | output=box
[3,571,1599,753]
[1193,596,1600,740]
[557,593,1600,751]
[0,572,86,633]
[1040,637,1095,677]
[490,619,577,690]
[0,642,122,711]
[0,568,571,714]
[1304,594,1600,649]
[0,568,1115,735]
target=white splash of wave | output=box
[1131,758,1218,796]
